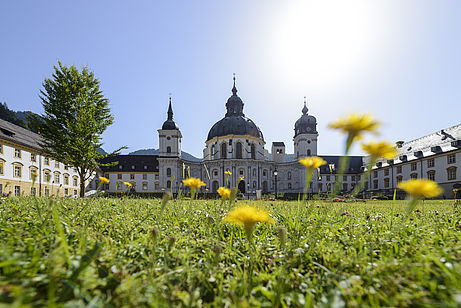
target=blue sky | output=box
[1,1,460,158]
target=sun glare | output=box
[270,1,382,88]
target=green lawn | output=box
[1,197,460,307]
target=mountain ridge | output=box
[129,148,202,162]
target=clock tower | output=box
[293,98,318,159]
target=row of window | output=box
[3,146,77,171]
[210,168,271,179]
[370,167,457,189]
[0,163,78,185]
[374,154,457,178]
[212,142,257,160]
[114,181,150,191]
[114,173,159,180]
[315,183,353,192]
[0,183,77,196]
[320,175,360,182]
[376,154,456,176]
[374,166,457,181]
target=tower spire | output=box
[232,73,237,95]
[167,95,173,121]
[302,96,308,115]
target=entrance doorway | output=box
[238,180,246,193]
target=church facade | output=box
[95,79,461,199]
[145,79,361,196]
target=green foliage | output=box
[1,197,460,306]
[0,102,38,132]
[32,61,123,196]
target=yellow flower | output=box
[361,141,398,160]
[124,182,132,187]
[299,156,327,170]
[329,113,380,142]
[182,177,206,189]
[225,170,232,176]
[99,176,110,184]
[217,187,231,199]
[239,176,244,181]
[223,205,275,237]
[398,179,443,199]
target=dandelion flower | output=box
[329,113,380,143]
[182,177,206,189]
[225,170,232,176]
[223,205,275,239]
[217,187,231,199]
[299,156,326,170]
[99,176,110,184]
[398,179,443,199]
[239,176,244,181]
[362,141,397,160]
[124,182,132,187]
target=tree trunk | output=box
[79,173,86,198]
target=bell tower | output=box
[294,98,318,159]
[158,97,182,158]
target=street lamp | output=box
[247,182,250,200]
[273,169,278,199]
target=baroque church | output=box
[94,78,460,199]
[155,77,353,196]
[98,78,355,196]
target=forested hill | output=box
[0,102,38,133]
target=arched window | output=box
[236,142,243,159]
[166,168,171,177]
[167,146,171,153]
[221,143,227,159]
[251,144,256,159]
[288,171,292,180]
[307,149,311,156]
[167,180,171,188]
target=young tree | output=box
[32,61,122,197]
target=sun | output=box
[269,1,383,88]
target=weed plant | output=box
[1,196,461,307]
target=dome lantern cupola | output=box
[206,76,264,142]
[294,97,317,137]
[225,75,245,117]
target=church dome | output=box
[294,99,317,137]
[206,78,264,142]
[207,116,264,141]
